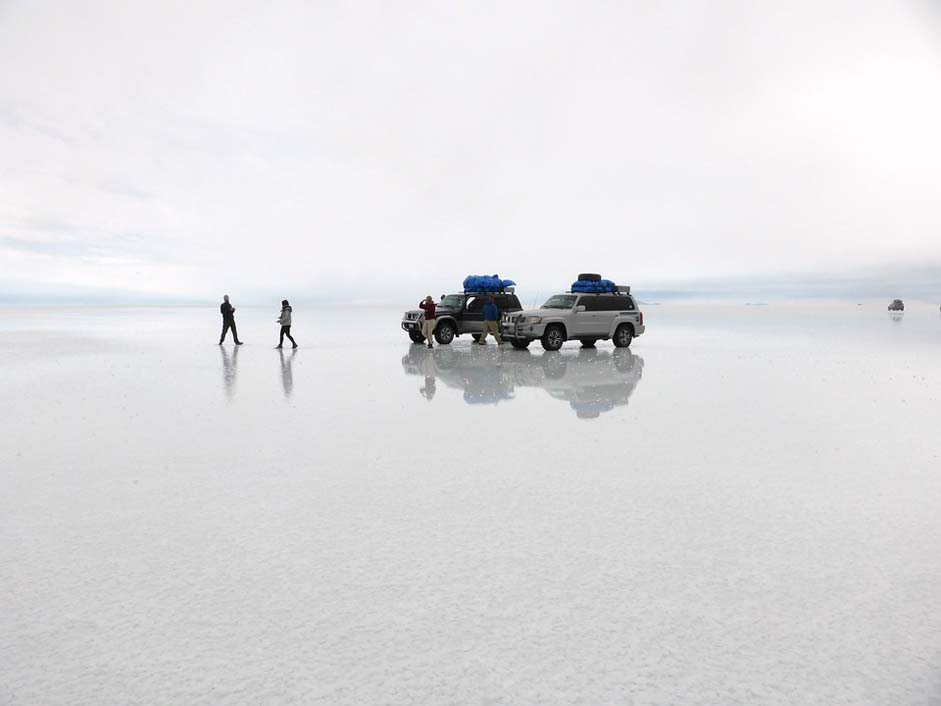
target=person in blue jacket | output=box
[478,296,504,345]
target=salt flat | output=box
[1,304,940,705]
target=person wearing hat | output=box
[419,295,436,349]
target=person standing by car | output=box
[419,295,436,349]
[276,299,297,348]
[478,296,503,345]
[219,294,243,345]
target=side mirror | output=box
[575,305,586,313]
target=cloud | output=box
[2,0,941,302]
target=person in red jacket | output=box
[419,295,436,349]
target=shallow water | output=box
[1,304,940,705]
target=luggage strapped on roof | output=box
[463,274,517,293]
[571,278,616,293]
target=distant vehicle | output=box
[401,289,523,345]
[888,299,904,311]
[500,275,645,350]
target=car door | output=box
[593,295,621,336]
[463,295,485,334]
[571,295,601,336]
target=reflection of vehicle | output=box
[401,291,523,345]
[400,346,644,418]
[501,287,645,351]
[888,299,904,311]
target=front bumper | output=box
[500,319,544,341]
[401,318,422,332]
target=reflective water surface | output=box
[1,304,940,706]
[402,345,644,418]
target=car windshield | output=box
[439,295,464,310]
[541,295,577,310]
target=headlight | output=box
[528,316,543,324]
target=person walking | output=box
[478,296,503,345]
[219,295,243,345]
[276,299,297,348]
[419,295,436,349]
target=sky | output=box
[1,0,941,304]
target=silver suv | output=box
[501,287,645,350]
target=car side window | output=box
[507,295,521,310]
[619,297,636,311]
[466,296,484,313]
[581,296,603,312]
[599,296,633,311]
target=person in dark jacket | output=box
[478,296,503,345]
[276,299,297,348]
[219,295,243,345]
[419,295,436,349]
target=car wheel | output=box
[541,325,565,351]
[471,334,481,343]
[613,324,633,347]
[580,339,597,348]
[408,330,425,343]
[577,273,602,282]
[434,321,456,345]
[510,340,530,350]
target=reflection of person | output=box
[279,347,296,398]
[276,299,297,348]
[419,348,437,400]
[478,296,503,345]
[420,376,436,400]
[220,343,239,400]
[419,295,436,349]
[219,295,243,345]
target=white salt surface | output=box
[1,304,940,705]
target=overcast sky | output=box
[2,0,940,303]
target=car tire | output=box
[434,321,456,345]
[577,273,602,282]
[580,339,597,348]
[408,330,425,343]
[613,324,633,348]
[541,325,565,351]
[510,340,531,350]
[471,334,481,343]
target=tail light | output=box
[639,312,644,326]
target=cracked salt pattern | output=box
[1,304,940,705]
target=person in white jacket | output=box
[276,299,297,348]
